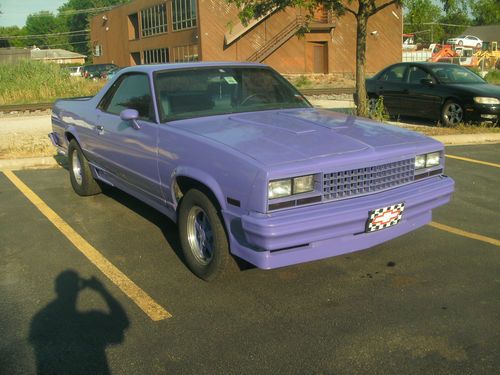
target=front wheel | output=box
[178,189,237,281]
[441,100,464,126]
[68,139,101,196]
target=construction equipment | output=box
[474,41,500,70]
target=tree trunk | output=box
[355,5,368,117]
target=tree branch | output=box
[369,0,401,17]
[343,6,357,17]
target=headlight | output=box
[426,152,440,167]
[268,174,315,199]
[293,175,314,194]
[474,97,500,105]
[268,179,292,199]
[415,152,441,170]
[415,155,426,169]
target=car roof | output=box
[118,61,268,75]
[389,62,464,69]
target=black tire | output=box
[67,139,102,196]
[441,100,464,127]
[178,189,237,281]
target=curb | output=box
[0,133,498,171]
[431,133,500,146]
[0,156,62,171]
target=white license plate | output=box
[366,203,405,232]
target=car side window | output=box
[101,74,154,121]
[407,67,432,84]
[380,65,406,82]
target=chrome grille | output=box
[323,159,415,200]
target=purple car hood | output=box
[171,109,431,166]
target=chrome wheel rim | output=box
[186,206,214,264]
[444,103,463,125]
[72,151,83,185]
[368,98,378,114]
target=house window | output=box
[143,48,169,64]
[141,3,167,37]
[172,0,197,31]
[171,44,199,62]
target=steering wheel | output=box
[240,93,267,106]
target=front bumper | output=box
[229,175,454,269]
[464,103,499,123]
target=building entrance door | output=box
[313,43,328,73]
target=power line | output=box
[3,6,116,17]
[32,39,90,49]
[0,29,89,40]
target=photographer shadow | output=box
[29,270,129,374]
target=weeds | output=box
[484,70,500,84]
[0,60,105,105]
[368,96,390,122]
[293,75,312,88]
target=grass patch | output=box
[484,70,500,84]
[0,60,105,105]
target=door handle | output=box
[96,125,104,135]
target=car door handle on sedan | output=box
[96,125,104,135]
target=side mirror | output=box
[420,78,434,86]
[119,109,140,130]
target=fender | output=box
[171,166,227,212]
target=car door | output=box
[94,73,162,202]
[399,65,442,119]
[374,64,407,115]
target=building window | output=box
[141,3,167,37]
[172,0,197,31]
[128,13,139,40]
[143,48,169,64]
[171,44,199,62]
[94,44,103,57]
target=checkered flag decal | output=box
[366,203,405,232]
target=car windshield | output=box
[155,67,310,122]
[430,65,485,84]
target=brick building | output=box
[90,0,402,74]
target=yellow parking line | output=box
[429,221,500,247]
[3,170,172,321]
[446,155,500,168]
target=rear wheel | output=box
[178,189,238,281]
[68,139,101,196]
[441,100,464,126]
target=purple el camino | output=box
[49,62,454,280]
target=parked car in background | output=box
[66,66,82,77]
[82,63,117,79]
[101,67,122,80]
[446,35,483,49]
[49,62,454,280]
[366,62,500,126]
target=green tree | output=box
[229,0,403,117]
[404,0,442,43]
[470,0,500,26]
[58,0,127,56]
[25,11,70,49]
[0,26,28,48]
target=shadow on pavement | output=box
[29,270,129,374]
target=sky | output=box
[0,0,67,27]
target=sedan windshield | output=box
[430,65,485,84]
[155,67,310,121]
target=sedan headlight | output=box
[415,152,441,169]
[474,97,500,105]
[268,175,315,199]
[293,175,314,194]
[426,152,440,167]
[268,179,292,199]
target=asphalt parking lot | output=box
[1,144,499,374]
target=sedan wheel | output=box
[441,101,464,127]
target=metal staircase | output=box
[247,16,306,62]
